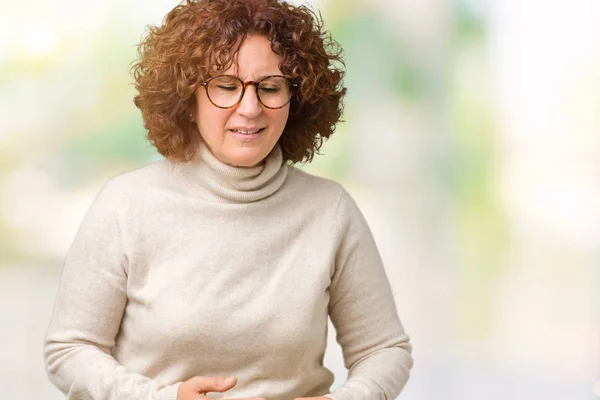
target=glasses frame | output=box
[199,74,298,110]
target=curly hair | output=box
[131,0,346,163]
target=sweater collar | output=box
[176,142,288,203]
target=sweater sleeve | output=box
[43,180,181,400]
[323,189,413,400]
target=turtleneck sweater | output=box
[43,143,413,400]
[177,142,288,203]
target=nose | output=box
[235,85,262,118]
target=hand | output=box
[177,376,265,400]
[294,397,332,400]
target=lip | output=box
[229,127,265,142]
[229,127,265,132]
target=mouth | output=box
[229,128,266,135]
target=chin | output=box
[226,148,270,168]
[227,154,265,168]
[234,159,265,168]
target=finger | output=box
[294,398,330,400]
[192,376,237,393]
[222,397,266,400]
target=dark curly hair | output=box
[131,0,346,163]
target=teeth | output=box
[232,129,261,134]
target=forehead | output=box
[222,35,283,78]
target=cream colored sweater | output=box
[44,143,413,400]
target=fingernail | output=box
[224,377,235,385]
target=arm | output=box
[43,180,181,400]
[323,189,413,400]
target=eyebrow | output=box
[223,73,283,81]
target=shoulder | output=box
[284,165,362,215]
[108,158,172,186]
[83,159,177,219]
[100,158,176,198]
[283,165,367,224]
[284,164,346,200]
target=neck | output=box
[175,142,288,203]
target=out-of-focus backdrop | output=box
[1,0,599,399]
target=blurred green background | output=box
[1,0,599,399]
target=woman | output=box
[43,0,413,399]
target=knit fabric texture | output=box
[44,144,413,400]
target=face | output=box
[194,35,290,167]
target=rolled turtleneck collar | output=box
[176,142,288,203]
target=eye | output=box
[217,85,239,91]
[209,75,242,91]
[259,86,281,93]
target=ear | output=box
[188,95,198,122]
[289,97,302,117]
[188,104,196,122]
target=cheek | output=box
[272,108,290,130]
[197,100,231,136]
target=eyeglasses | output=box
[200,74,298,109]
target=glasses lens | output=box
[257,76,291,108]
[207,76,243,108]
